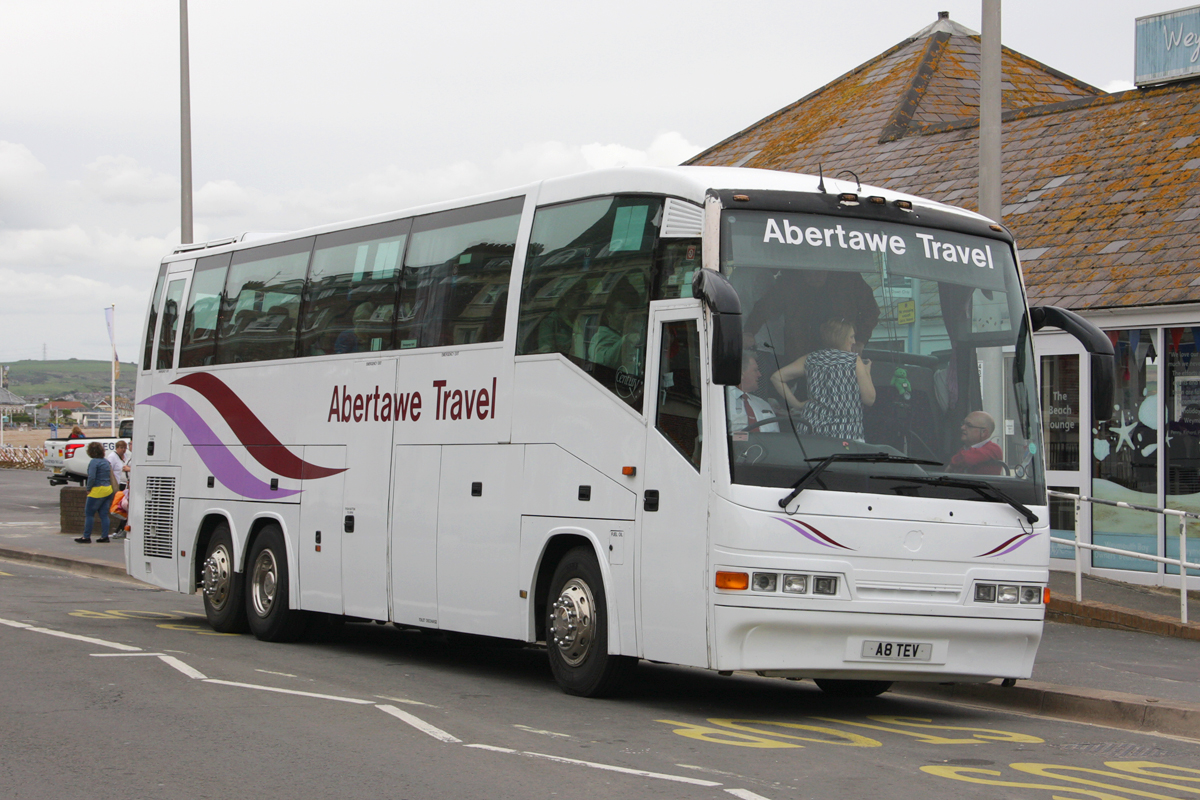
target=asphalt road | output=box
[3,558,1199,800]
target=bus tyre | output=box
[245,524,309,642]
[546,546,634,697]
[814,679,893,698]
[201,523,248,633]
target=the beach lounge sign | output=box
[1136,4,1200,85]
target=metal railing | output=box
[1048,490,1200,624]
[0,446,45,471]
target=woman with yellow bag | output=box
[75,442,115,543]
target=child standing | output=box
[770,319,875,441]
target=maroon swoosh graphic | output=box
[799,520,852,550]
[977,533,1028,557]
[172,372,345,480]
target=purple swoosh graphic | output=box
[978,532,1039,558]
[775,517,854,550]
[140,393,302,500]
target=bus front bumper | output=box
[712,604,1042,682]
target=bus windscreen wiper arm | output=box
[875,474,1038,524]
[778,453,941,509]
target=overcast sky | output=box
[0,0,1173,366]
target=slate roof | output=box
[0,386,26,406]
[687,13,1200,311]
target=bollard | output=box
[59,486,89,534]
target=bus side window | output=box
[215,238,313,364]
[302,219,410,356]
[179,253,231,368]
[655,319,703,468]
[156,278,187,371]
[516,196,662,412]
[397,197,523,350]
[142,264,167,372]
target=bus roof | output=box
[165,166,992,262]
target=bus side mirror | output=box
[1029,305,1115,424]
[692,269,742,386]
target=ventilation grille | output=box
[856,581,961,603]
[142,475,176,559]
[660,198,704,238]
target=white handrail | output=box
[1048,490,1199,624]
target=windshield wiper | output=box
[778,453,941,509]
[872,474,1038,524]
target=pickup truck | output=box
[44,418,134,486]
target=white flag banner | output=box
[104,306,120,380]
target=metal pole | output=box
[1182,517,1189,625]
[110,304,117,437]
[979,0,1002,222]
[180,0,194,244]
[1074,496,1083,602]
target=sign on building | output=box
[1136,4,1200,86]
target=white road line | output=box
[462,744,723,787]
[204,679,374,704]
[91,652,167,657]
[159,655,207,680]
[1,616,142,651]
[725,789,776,800]
[376,704,462,743]
[513,724,571,738]
[375,694,435,707]
[255,669,298,678]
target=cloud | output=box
[0,132,705,362]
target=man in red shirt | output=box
[949,411,1004,475]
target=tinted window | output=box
[215,238,313,364]
[156,278,187,370]
[142,264,167,371]
[396,198,522,349]
[516,196,662,411]
[179,253,231,368]
[301,219,410,356]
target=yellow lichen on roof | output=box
[688,14,1200,312]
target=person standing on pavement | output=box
[105,440,131,491]
[76,442,115,544]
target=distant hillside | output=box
[4,359,137,400]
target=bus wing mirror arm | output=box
[693,270,742,386]
[1029,305,1115,423]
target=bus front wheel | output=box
[545,546,634,697]
[245,524,308,642]
[814,679,893,698]
[201,523,248,633]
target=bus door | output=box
[132,263,191,592]
[143,263,192,464]
[640,305,710,667]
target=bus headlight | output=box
[974,583,997,602]
[782,574,808,594]
[752,573,777,592]
[813,576,838,595]
[1020,586,1042,604]
[997,584,1020,604]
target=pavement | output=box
[1,472,1199,740]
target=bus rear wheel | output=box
[245,524,309,642]
[546,546,634,697]
[814,679,893,698]
[201,523,248,633]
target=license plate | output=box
[861,641,932,661]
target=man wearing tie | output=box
[728,351,780,433]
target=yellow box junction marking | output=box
[921,760,1200,799]
[661,716,1042,749]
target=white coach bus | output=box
[129,167,1113,697]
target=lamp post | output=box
[180,0,194,244]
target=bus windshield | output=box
[722,208,1045,506]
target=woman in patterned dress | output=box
[769,319,875,441]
